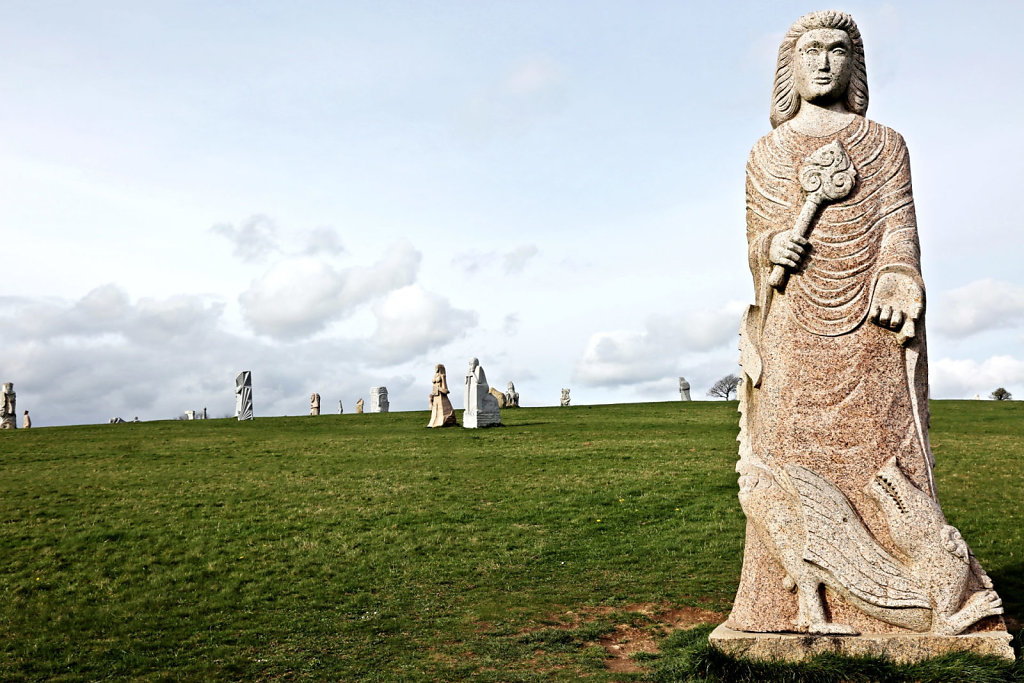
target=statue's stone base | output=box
[709,624,1015,663]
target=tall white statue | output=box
[712,10,1011,661]
[310,392,321,416]
[559,388,570,407]
[678,377,691,401]
[369,387,389,413]
[235,371,253,421]
[0,383,16,429]
[463,358,501,428]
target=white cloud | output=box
[210,214,280,263]
[239,241,421,340]
[369,285,478,365]
[502,245,539,273]
[452,244,539,275]
[573,303,745,388]
[931,278,1024,339]
[930,355,1024,399]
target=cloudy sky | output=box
[2,1,1023,426]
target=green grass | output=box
[0,400,1020,681]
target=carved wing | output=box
[784,464,930,609]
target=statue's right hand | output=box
[769,231,809,270]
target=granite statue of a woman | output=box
[712,10,1012,660]
[428,364,457,428]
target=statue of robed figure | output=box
[720,11,1010,654]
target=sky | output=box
[2,1,1023,426]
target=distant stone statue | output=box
[338,400,344,414]
[202,407,207,420]
[1,383,16,429]
[713,10,1010,661]
[22,410,31,428]
[560,388,570,407]
[463,358,501,428]
[310,392,321,416]
[109,417,126,424]
[678,377,691,401]
[504,382,520,407]
[427,364,457,428]
[355,398,364,414]
[489,387,507,408]
[235,371,254,421]
[185,410,196,420]
[369,387,389,413]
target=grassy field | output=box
[0,400,1020,681]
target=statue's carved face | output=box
[794,28,853,105]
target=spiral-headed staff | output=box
[768,139,857,290]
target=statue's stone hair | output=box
[770,10,868,129]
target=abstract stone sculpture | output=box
[560,388,570,407]
[185,410,196,420]
[463,358,501,428]
[679,377,691,401]
[355,398,364,414]
[369,387,389,413]
[427,364,457,428]
[22,410,31,428]
[711,10,1012,662]
[338,400,344,414]
[504,382,520,408]
[310,392,321,416]
[235,371,254,421]
[1,383,16,429]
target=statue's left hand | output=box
[869,272,923,342]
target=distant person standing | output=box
[22,410,31,428]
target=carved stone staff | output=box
[767,139,857,290]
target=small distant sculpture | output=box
[355,398,364,414]
[202,407,207,420]
[560,388,571,407]
[679,377,692,401]
[338,400,344,414]
[428,364,457,428]
[109,417,126,424]
[1,383,16,429]
[714,9,1010,660]
[463,358,501,428]
[133,416,139,423]
[504,382,520,408]
[310,392,321,416]
[369,387,389,413]
[185,410,196,420]
[22,410,31,428]
[235,371,254,421]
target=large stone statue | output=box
[463,358,501,428]
[235,371,253,421]
[1,383,16,429]
[427,364,457,427]
[678,377,691,401]
[504,382,520,408]
[369,387,389,413]
[712,11,1011,661]
[310,392,321,416]
[559,388,570,407]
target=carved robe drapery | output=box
[728,116,941,633]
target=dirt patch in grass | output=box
[524,602,725,674]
